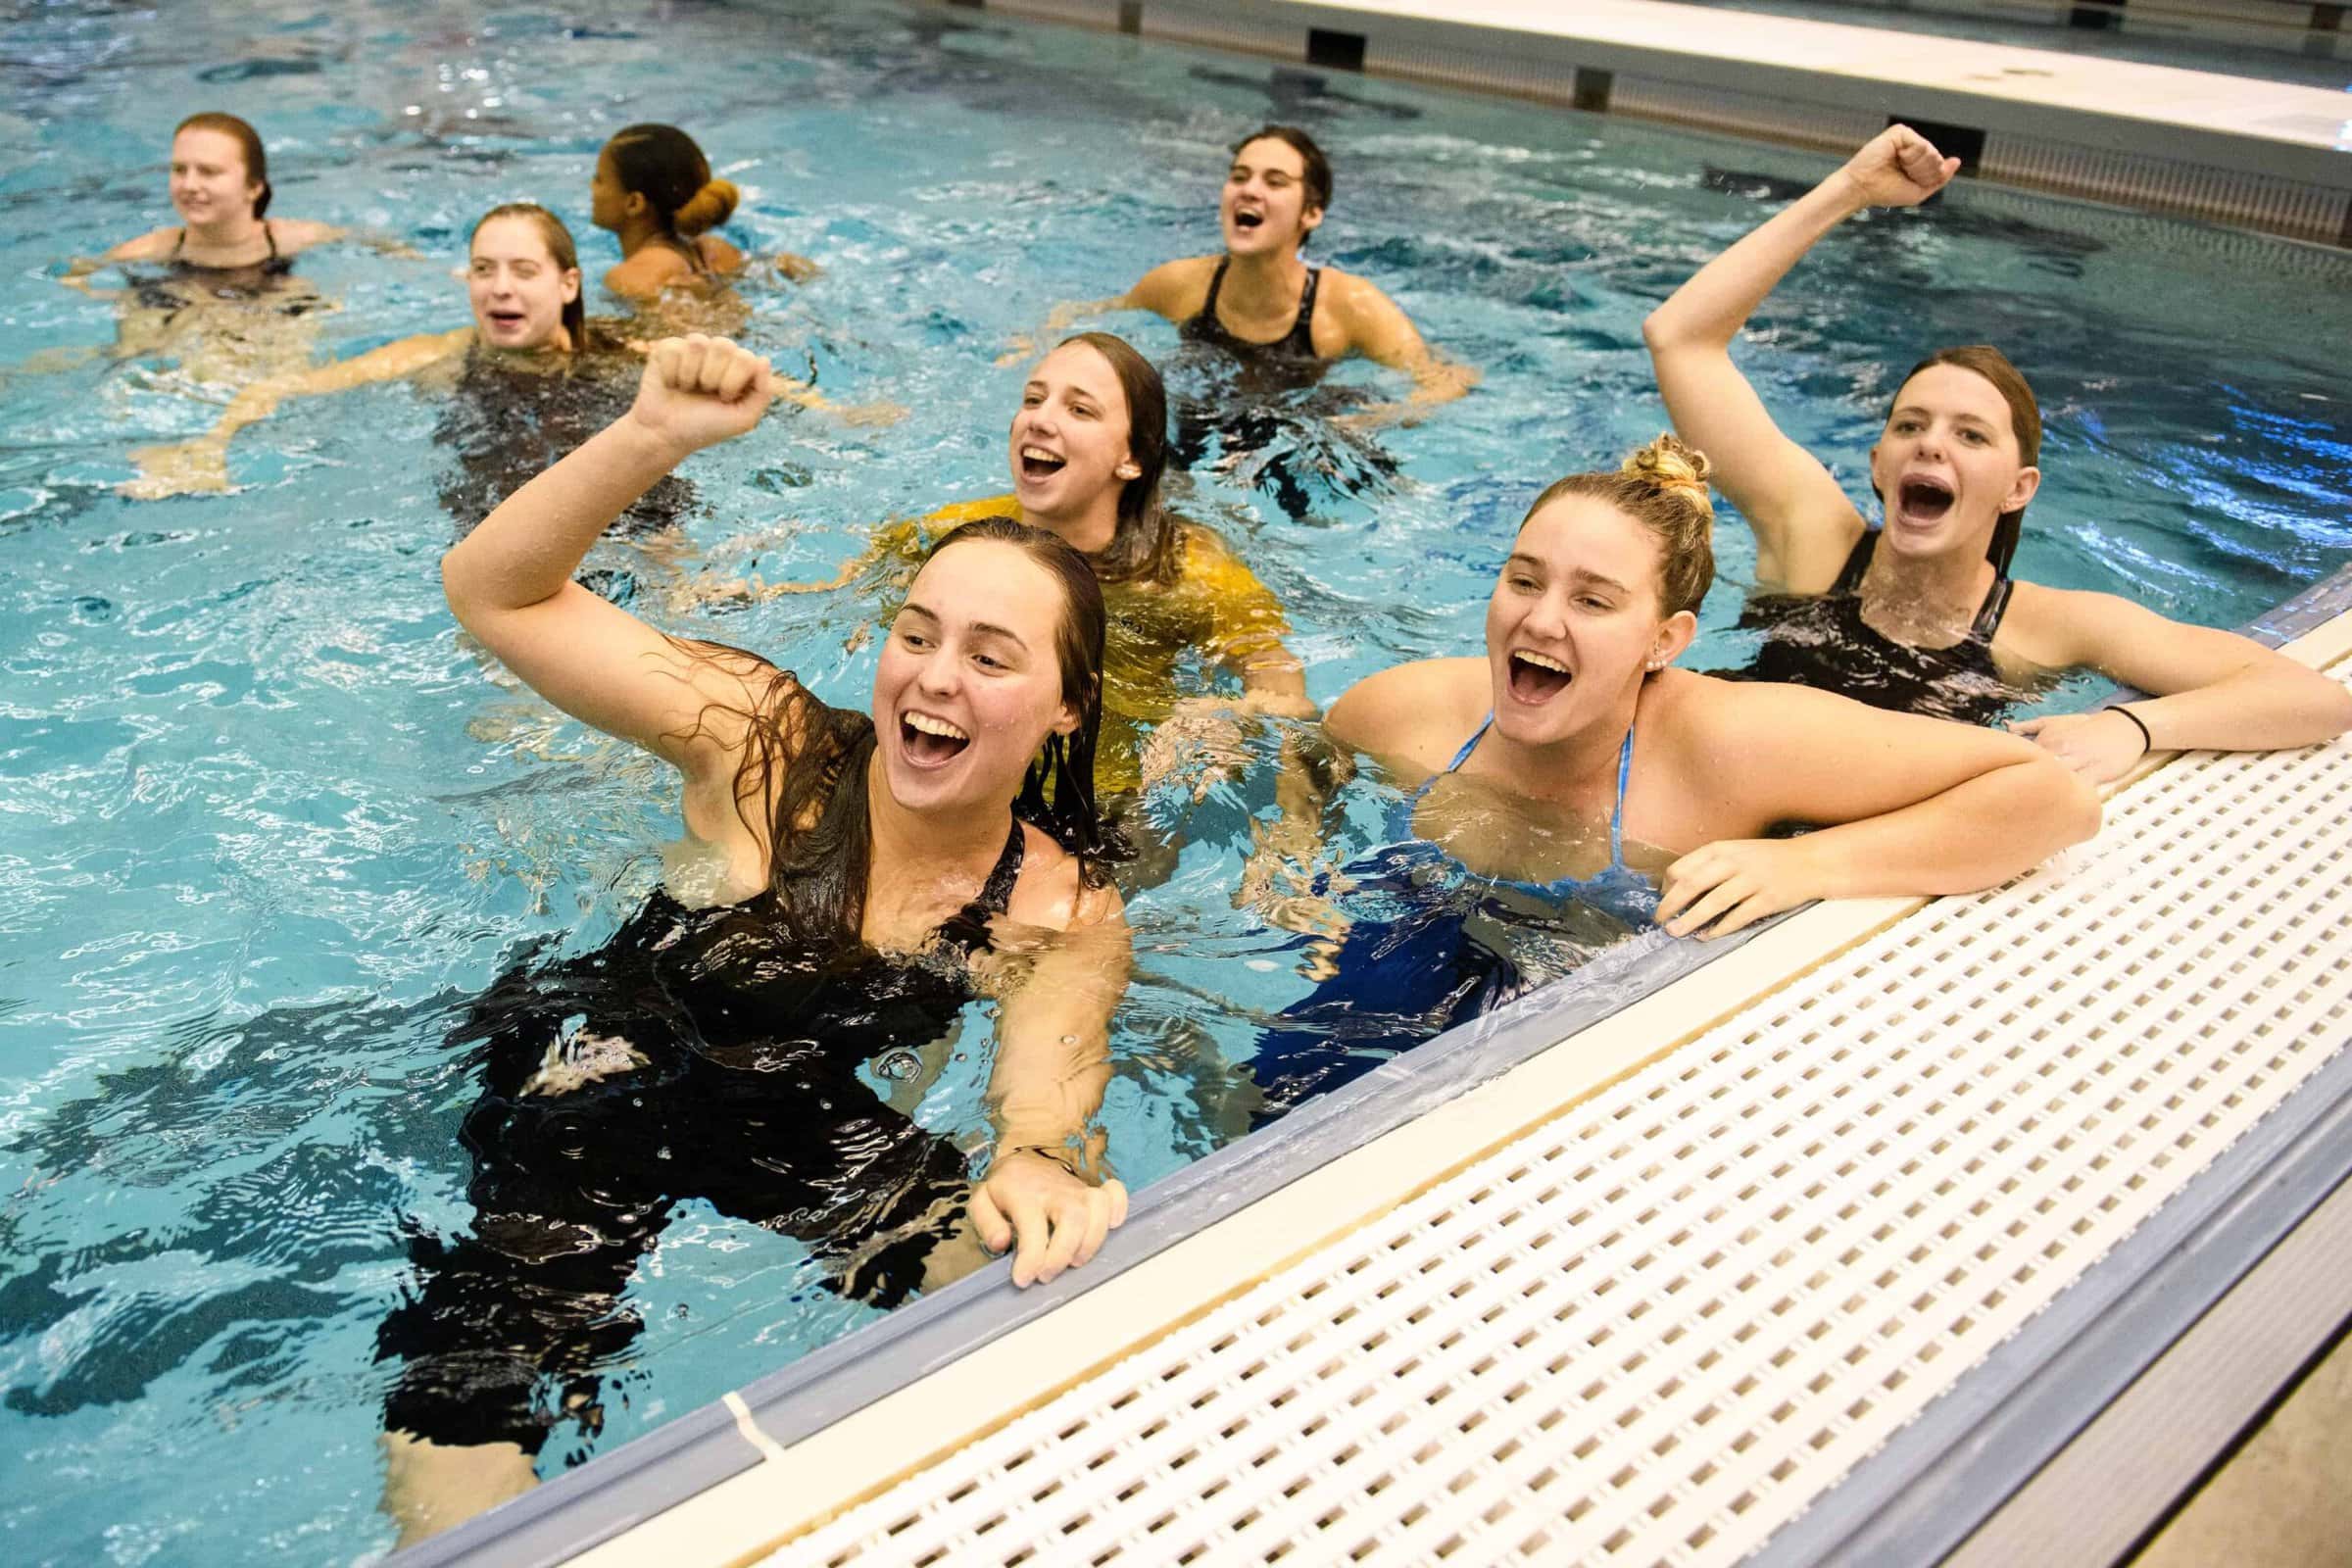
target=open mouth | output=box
[1506,650,1573,705]
[1898,476,1956,523]
[1232,209,1264,233]
[1017,444,1066,483]
[899,710,972,768]
[485,309,527,331]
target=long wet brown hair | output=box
[1053,331,1185,587]
[668,519,1108,946]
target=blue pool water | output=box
[3,2,2350,1561]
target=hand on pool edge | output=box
[973,1149,1130,1288]
[1656,837,1821,940]
[2009,710,2148,785]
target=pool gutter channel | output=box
[975,0,2352,248]
[401,563,2352,1568]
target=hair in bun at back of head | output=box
[1517,432,1716,618]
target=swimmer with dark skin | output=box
[384,334,1131,1544]
[1018,125,1473,426]
[592,122,817,308]
[124,204,872,499]
[1643,124,2352,781]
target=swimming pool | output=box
[3,2,2350,1562]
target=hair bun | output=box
[673,177,740,235]
[1621,433,1713,511]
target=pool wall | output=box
[966,0,2352,245]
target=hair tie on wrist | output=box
[2104,704,2153,755]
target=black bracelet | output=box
[2104,704,2154,756]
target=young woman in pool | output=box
[748,331,1312,799]
[58,113,353,384]
[380,334,1131,1544]
[124,204,856,510]
[1243,435,2101,1119]
[1642,123,2351,782]
[592,122,817,308]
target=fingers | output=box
[2009,716,2049,736]
[648,333,772,402]
[970,1184,1010,1254]
[1004,1189,1051,1287]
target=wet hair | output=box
[1519,434,1717,620]
[469,203,585,351]
[1050,332,1184,586]
[174,113,270,219]
[667,520,1108,946]
[603,123,739,237]
[1892,345,2042,576]
[1234,124,1332,215]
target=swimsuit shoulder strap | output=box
[1831,528,1878,594]
[1198,256,1231,318]
[1972,569,2015,642]
[1445,712,1495,774]
[933,819,1028,955]
[168,227,186,260]
[263,220,279,260]
[1287,265,1321,354]
[1609,722,1635,865]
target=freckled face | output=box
[1869,364,2038,561]
[169,127,262,228]
[1221,136,1322,257]
[1007,341,1134,524]
[872,540,1079,816]
[466,216,579,351]
[1485,496,1680,747]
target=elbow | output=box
[2317,679,2352,742]
[439,547,485,632]
[1640,305,1685,356]
[2032,753,2103,852]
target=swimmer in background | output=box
[55,113,366,385]
[1241,436,2100,1119]
[738,331,1313,803]
[592,122,817,319]
[1642,124,2352,781]
[1028,126,1471,426]
[381,335,1131,1544]
[124,204,869,505]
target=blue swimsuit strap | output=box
[1443,714,1636,865]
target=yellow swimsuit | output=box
[864,496,1292,793]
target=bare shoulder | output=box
[699,234,745,274]
[1328,657,1486,777]
[271,219,344,252]
[1997,578,2143,671]
[605,250,690,302]
[105,227,178,263]
[1008,826,1128,932]
[1128,255,1216,319]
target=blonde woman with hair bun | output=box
[1237,432,2100,1119]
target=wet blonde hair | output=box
[1519,434,1716,618]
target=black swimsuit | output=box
[1730,529,2030,728]
[1179,257,1321,359]
[435,344,698,541]
[1171,259,1394,518]
[376,788,1025,1458]
[130,221,314,318]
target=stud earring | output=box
[1115,463,1140,478]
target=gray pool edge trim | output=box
[1746,1037,2352,1568]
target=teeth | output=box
[1515,651,1570,674]
[905,712,969,741]
[1020,446,1063,466]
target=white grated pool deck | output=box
[557,607,2352,1567]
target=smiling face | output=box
[1221,136,1322,258]
[466,215,580,351]
[1007,341,1136,534]
[1485,495,1694,748]
[1869,363,2039,561]
[169,127,262,229]
[873,540,1080,817]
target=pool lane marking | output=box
[724,1391,790,1464]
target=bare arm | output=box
[1642,126,1960,589]
[1655,675,2099,936]
[968,882,1133,1285]
[441,336,784,781]
[1331,271,1475,423]
[2008,586,2352,781]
